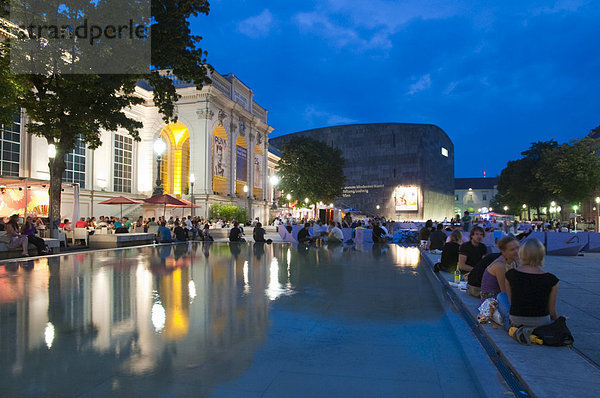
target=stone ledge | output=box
[89,233,155,249]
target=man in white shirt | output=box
[185,216,197,240]
[311,221,326,238]
[327,222,343,243]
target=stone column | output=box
[193,107,214,195]
[228,114,237,196]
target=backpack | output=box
[532,316,574,347]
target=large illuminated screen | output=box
[394,186,418,211]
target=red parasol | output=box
[167,198,200,218]
[98,196,142,218]
[144,194,188,217]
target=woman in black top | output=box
[505,239,559,327]
[253,222,272,244]
[229,221,246,242]
[436,230,462,272]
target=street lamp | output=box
[573,204,579,231]
[503,206,508,212]
[304,197,309,205]
[153,138,167,196]
[270,175,279,209]
[189,173,195,217]
[376,205,380,210]
[48,143,57,235]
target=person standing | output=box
[462,211,472,233]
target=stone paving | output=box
[424,251,600,398]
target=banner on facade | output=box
[0,188,49,217]
[394,186,418,211]
[254,154,262,189]
[236,145,247,182]
[213,135,227,178]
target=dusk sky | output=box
[190,0,600,177]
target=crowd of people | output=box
[422,213,562,332]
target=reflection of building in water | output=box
[0,245,271,396]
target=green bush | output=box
[209,203,247,222]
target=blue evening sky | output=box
[190,0,600,177]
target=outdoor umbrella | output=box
[144,194,188,217]
[167,198,200,218]
[98,196,142,218]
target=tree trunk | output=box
[48,144,66,234]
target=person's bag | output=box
[532,316,574,347]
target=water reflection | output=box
[0,244,435,397]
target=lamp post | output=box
[572,204,579,231]
[243,184,249,221]
[48,144,57,235]
[189,173,195,217]
[269,175,279,209]
[522,204,527,221]
[595,197,600,232]
[153,138,167,196]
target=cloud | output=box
[407,74,432,95]
[303,105,357,127]
[238,9,273,38]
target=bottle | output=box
[454,267,461,284]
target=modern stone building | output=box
[270,123,454,221]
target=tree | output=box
[0,0,211,232]
[536,138,600,204]
[276,136,345,206]
[495,140,557,218]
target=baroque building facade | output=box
[0,66,278,222]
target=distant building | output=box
[454,177,498,216]
[270,123,454,221]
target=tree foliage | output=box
[208,203,247,222]
[276,136,345,206]
[494,138,600,214]
[494,141,557,214]
[0,0,212,228]
[536,138,600,203]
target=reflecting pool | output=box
[0,243,486,397]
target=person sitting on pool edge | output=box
[504,239,559,328]
[297,223,314,244]
[173,220,187,242]
[434,229,462,272]
[326,221,343,243]
[157,221,172,243]
[372,221,386,243]
[458,226,487,276]
[253,222,272,244]
[428,223,447,251]
[229,221,246,242]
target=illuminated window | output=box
[114,134,133,193]
[63,135,86,188]
[441,147,448,157]
[0,112,21,176]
